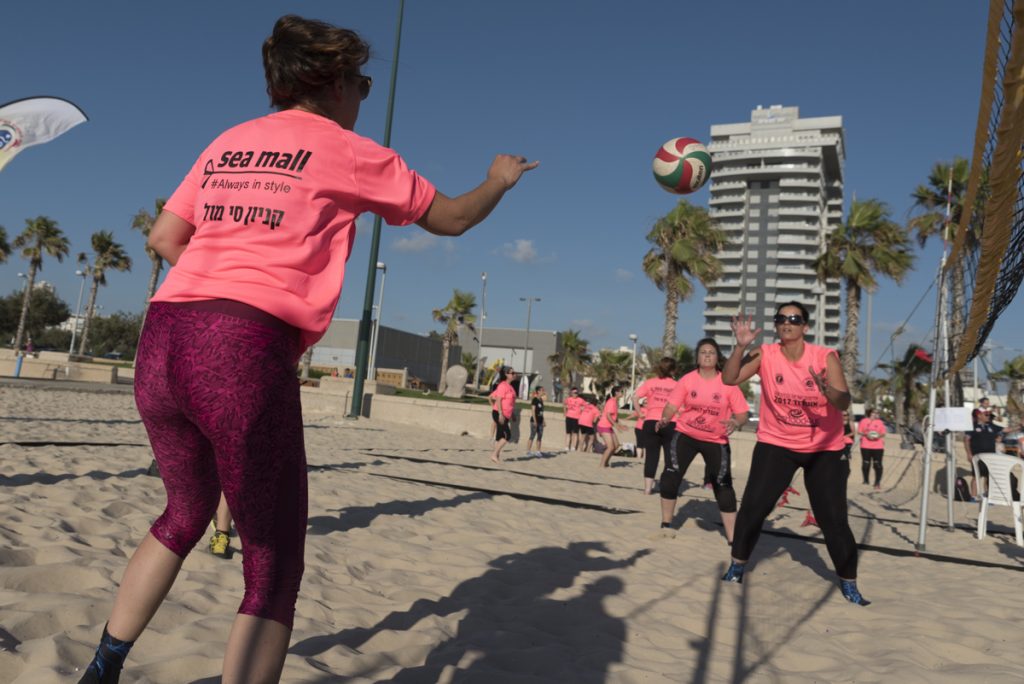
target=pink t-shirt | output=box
[598,397,619,428]
[490,381,516,418]
[756,342,845,452]
[667,370,749,445]
[635,377,677,422]
[565,395,584,419]
[579,403,599,427]
[858,418,887,449]
[154,109,436,350]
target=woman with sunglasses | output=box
[719,302,868,606]
[79,15,537,684]
[657,338,748,542]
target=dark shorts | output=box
[493,410,511,441]
[580,425,594,436]
[565,417,580,434]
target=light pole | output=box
[69,269,88,355]
[475,272,487,389]
[350,0,405,417]
[368,262,387,381]
[629,333,638,405]
[519,297,540,378]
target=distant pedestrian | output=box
[526,386,546,456]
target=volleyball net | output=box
[945,0,1024,376]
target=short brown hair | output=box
[262,15,370,110]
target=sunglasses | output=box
[774,313,806,326]
[353,74,372,100]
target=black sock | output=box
[660,522,672,529]
[78,624,134,684]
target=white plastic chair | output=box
[973,453,1023,546]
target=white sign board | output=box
[934,407,974,433]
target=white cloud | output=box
[392,232,438,252]
[501,239,538,264]
[615,268,633,282]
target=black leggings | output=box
[732,442,858,579]
[861,449,883,486]
[660,432,737,512]
[642,420,675,479]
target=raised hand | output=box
[720,418,739,436]
[487,154,540,190]
[731,314,762,348]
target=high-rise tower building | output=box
[703,105,843,353]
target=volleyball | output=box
[867,431,880,441]
[652,137,712,194]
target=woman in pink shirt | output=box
[720,301,868,606]
[577,399,599,452]
[858,407,887,489]
[597,386,623,467]
[657,338,749,543]
[563,386,583,452]
[78,15,537,684]
[489,367,519,464]
[635,357,679,494]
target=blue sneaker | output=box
[721,561,745,584]
[840,579,870,606]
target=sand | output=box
[2,381,1024,683]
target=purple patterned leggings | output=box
[135,302,307,628]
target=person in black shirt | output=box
[964,410,1003,499]
[527,386,546,456]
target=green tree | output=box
[0,285,71,344]
[879,344,932,435]
[433,289,476,393]
[87,311,144,359]
[643,200,729,351]
[460,350,478,381]
[639,343,692,377]
[548,329,591,390]
[131,198,167,318]
[78,231,132,356]
[814,198,914,386]
[11,216,70,352]
[0,226,10,263]
[589,349,632,397]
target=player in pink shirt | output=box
[718,302,867,606]
[657,339,749,543]
[635,357,679,494]
[596,386,623,467]
[79,15,538,684]
[489,367,519,464]
[858,407,887,489]
[578,399,600,453]
[563,387,583,452]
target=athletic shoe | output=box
[209,531,230,558]
[840,579,870,606]
[722,561,745,584]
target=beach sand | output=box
[2,382,1024,682]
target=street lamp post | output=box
[629,333,638,405]
[350,0,405,418]
[519,297,540,378]
[475,272,487,390]
[69,269,88,355]
[368,262,387,381]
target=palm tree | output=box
[548,329,591,389]
[12,216,70,352]
[640,343,693,376]
[908,158,986,405]
[589,350,632,396]
[78,231,132,356]
[131,198,167,318]
[643,200,729,351]
[814,198,915,386]
[461,350,478,378]
[990,355,1024,419]
[879,344,932,436]
[433,289,476,393]
[0,226,10,263]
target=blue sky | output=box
[2,1,1022,379]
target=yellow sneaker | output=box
[209,530,230,558]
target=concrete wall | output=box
[0,356,118,383]
[460,327,562,393]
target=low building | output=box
[460,326,562,395]
[312,319,459,389]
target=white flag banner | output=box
[0,96,88,172]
